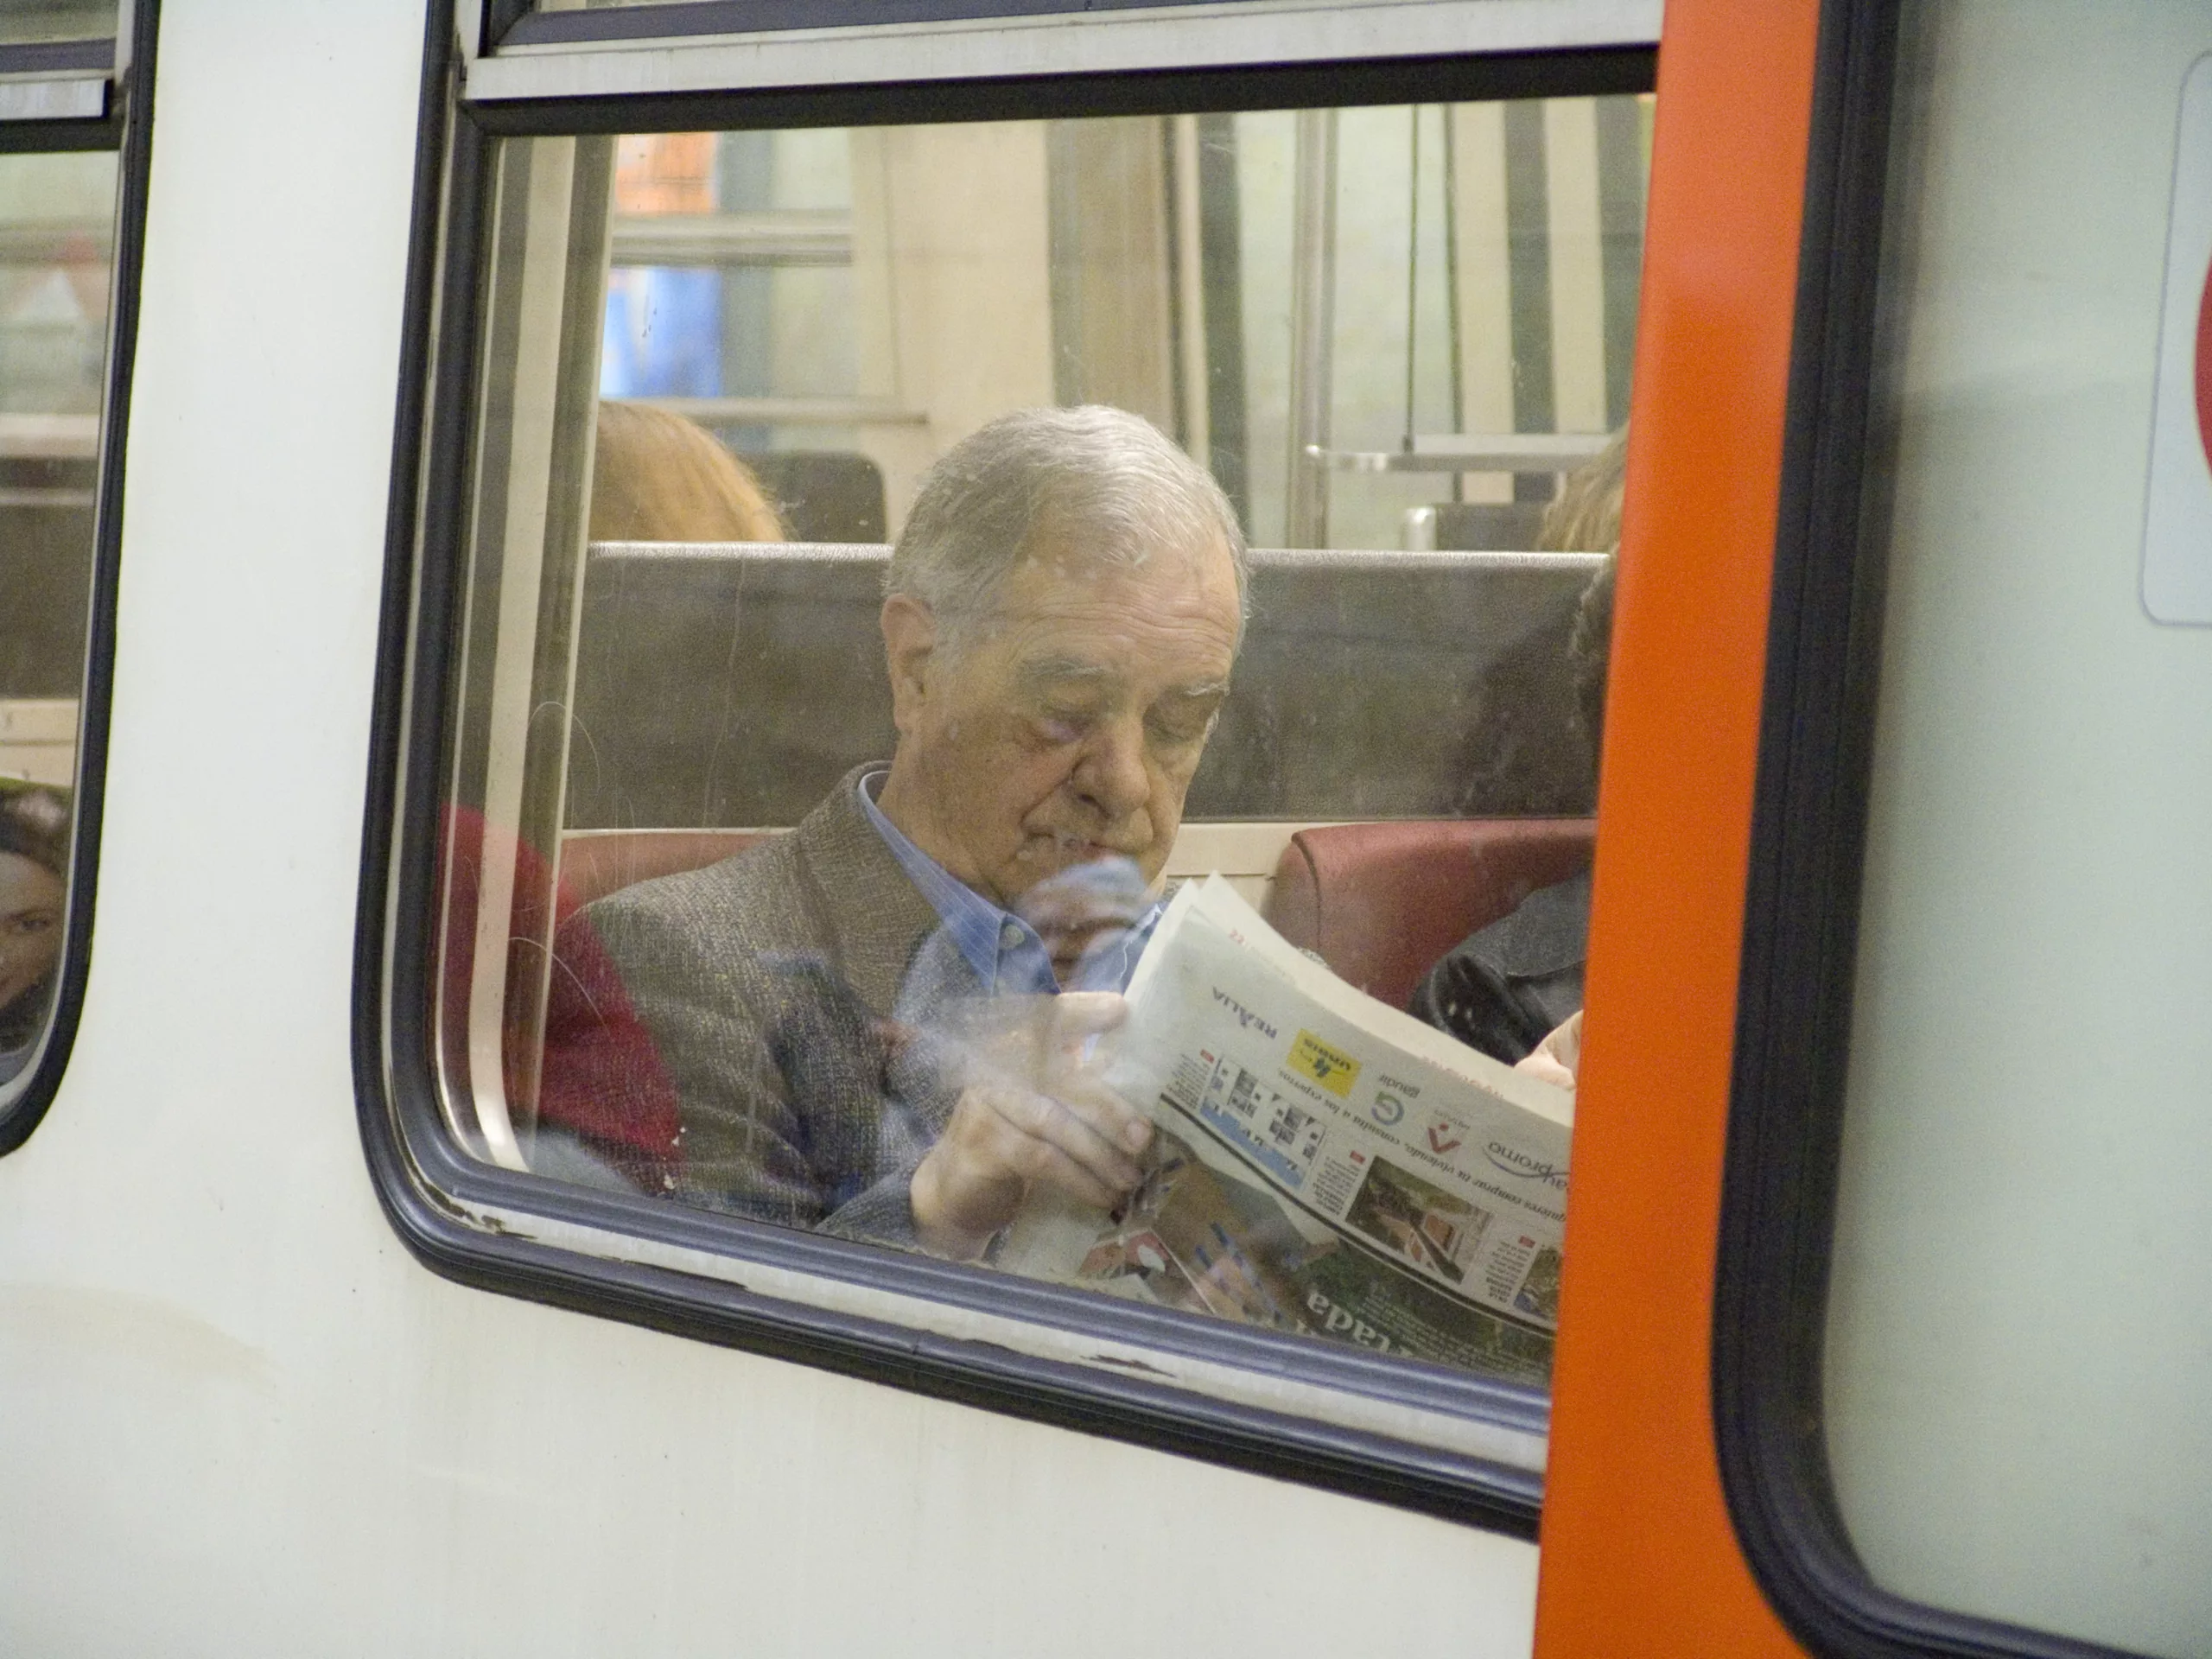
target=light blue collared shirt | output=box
[855,770,1160,995]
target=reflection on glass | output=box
[437,104,1643,1390]
[0,149,114,1096]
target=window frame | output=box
[1711,0,2159,1655]
[358,0,1656,1532]
[461,0,1661,108]
[0,0,160,1156]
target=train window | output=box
[0,4,115,48]
[0,4,149,1149]
[1719,0,2212,1654]
[378,3,1656,1522]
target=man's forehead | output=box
[974,533,1243,689]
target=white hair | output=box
[884,405,1249,651]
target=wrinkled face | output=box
[880,524,1241,906]
[0,851,63,1014]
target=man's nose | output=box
[1072,715,1152,820]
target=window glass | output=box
[1822,3,2212,1651]
[437,99,1643,1398]
[0,149,114,1098]
[0,2,115,46]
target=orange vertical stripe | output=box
[1534,0,1823,1654]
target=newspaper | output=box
[1001,876,1573,1385]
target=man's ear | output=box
[880,594,938,736]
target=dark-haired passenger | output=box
[1411,430,1623,1085]
[0,782,70,1086]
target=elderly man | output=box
[558,405,1247,1259]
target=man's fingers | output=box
[1022,1068,1155,1161]
[1553,1009,1585,1069]
[1516,1012,1581,1090]
[1046,1073,1154,1154]
[912,1073,1154,1259]
[1010,1138,1124,1211]
[1046,990,1127,1044]
[1516,1049,1577,1090]
[984,1083,1144,1192]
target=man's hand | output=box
[910,991,1154,1260]
[1515,1009,1583,1091]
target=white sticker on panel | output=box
[2143,54,2212,625]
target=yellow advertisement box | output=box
[1288,1029,1361,1096]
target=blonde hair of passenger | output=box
[589,401,785,543]
[1539,424,1628,554]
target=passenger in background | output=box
[0,781,69,1086]
[1411,429,1623,1075]
[550,407,1247,1260]
[588,400,785,543]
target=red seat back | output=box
[434,819,766,1190]
[556,829,766,911]
[1262,818,1596,1011]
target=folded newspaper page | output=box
[1001,875,1573,1385]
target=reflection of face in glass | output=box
[1014,853,1152,985]
[880,528,1241,906]
[0,851,64,1016]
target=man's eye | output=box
[1149,709,1217,746]
[1035,710,1092,742]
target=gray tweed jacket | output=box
[573,766,979,1243]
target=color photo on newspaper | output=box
[1003,878,1574,1386]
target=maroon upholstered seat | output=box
[433,821,768,1191]
[1262,819,1596,1012]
